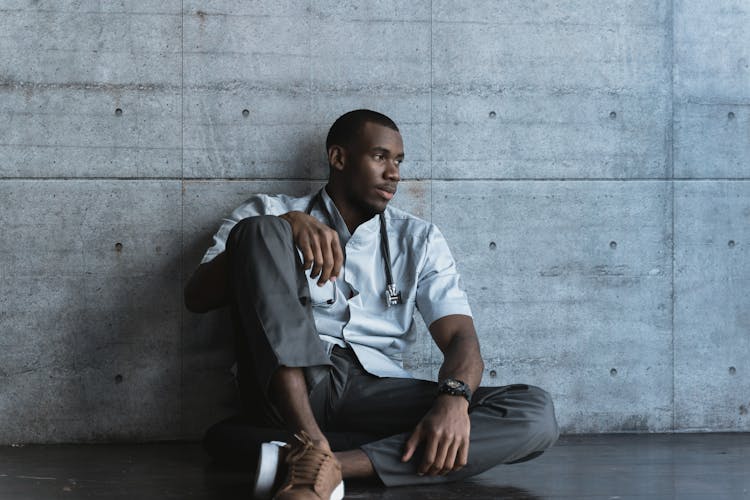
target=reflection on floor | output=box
[0,434,748,499]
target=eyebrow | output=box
[371,146,405,159]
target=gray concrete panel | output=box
[433,0,670,26]
[182,7,309,89]
[0,180,182,443]
[311,0,431,22]
[432,93,670,179]
[182,1,307,21]
[674,0,750,102]
[2,1,178,12]
[0,7,181,86]
[0,2,181,179]
[432,10,670,93]
[674,103,750,179]
[432,180,673,432]
[181,5,312,179]
[310,6,430,92]
[431,2,671,180]
[182,90,315,179]
[0,88,181,178]
[674,181,750,431]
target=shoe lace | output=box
[284,431,333,491]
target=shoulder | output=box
[233,190,316,216]
[250,191,314,208]
[384,205,441,242]
[385,204,428,226]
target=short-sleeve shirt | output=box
[201,187,472,378]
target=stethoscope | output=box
[305,189,403,307]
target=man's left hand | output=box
[401,395,471,476]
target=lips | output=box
[375,186,396,201]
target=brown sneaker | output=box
[272,431,344,500]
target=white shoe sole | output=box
[330,481,345,500]
[253,441,286,500]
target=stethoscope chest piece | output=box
[385,283,403,307]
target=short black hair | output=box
[325,109,399,152]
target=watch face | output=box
[438,379,471,402]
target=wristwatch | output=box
[436,378,472,403]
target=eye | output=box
[374,154,385,161]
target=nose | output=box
[385,159,400,181]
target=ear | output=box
[328,145,346,172]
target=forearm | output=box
[405,323,481,475]
[184,251,229,313]
[437,332,484,393]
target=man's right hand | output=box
[278,211,343,286]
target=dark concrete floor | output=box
[0,434,748,499]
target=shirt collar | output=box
[320,187,381,246]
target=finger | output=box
[440,440,461,475]
[456,439,469,471]
[299,235,314,271]
[330,233,343,279]
[317,232,335,285]
[428,436,451,476]
[401,429,421,463]
[309,235,324,279]
[418,434,439,475]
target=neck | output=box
[325,183,374,234]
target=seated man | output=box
[185,109,558,499]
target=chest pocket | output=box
[308,279,337,308]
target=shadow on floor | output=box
[345,483,541,500]
[2,434,750,499]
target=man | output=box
[185,110,558,499]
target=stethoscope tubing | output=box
[305,189,402,306]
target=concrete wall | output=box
[0,0,747,443]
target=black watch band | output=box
[436,378,472,403]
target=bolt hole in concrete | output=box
[609,111,617,119]
[728,240,736,248]
[489,111,496,118]
[610,241,617,249]
[489,241,497,250]
[114,242,123,252]
[489,369,497,378]
[729,366,737,375]
[115,374,123,384]
[610,368,617,376]
[115,108,123,116]
[242,109,250,118]
[728,111,735,120]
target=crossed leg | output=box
[219,215,558,487]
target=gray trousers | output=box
[224,215,559,487]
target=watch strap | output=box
[436,378,472,403]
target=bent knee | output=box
[227,215,291,250]
[526,385,559,449]
[232,215,288,235]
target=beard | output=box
[347,188,386,218]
